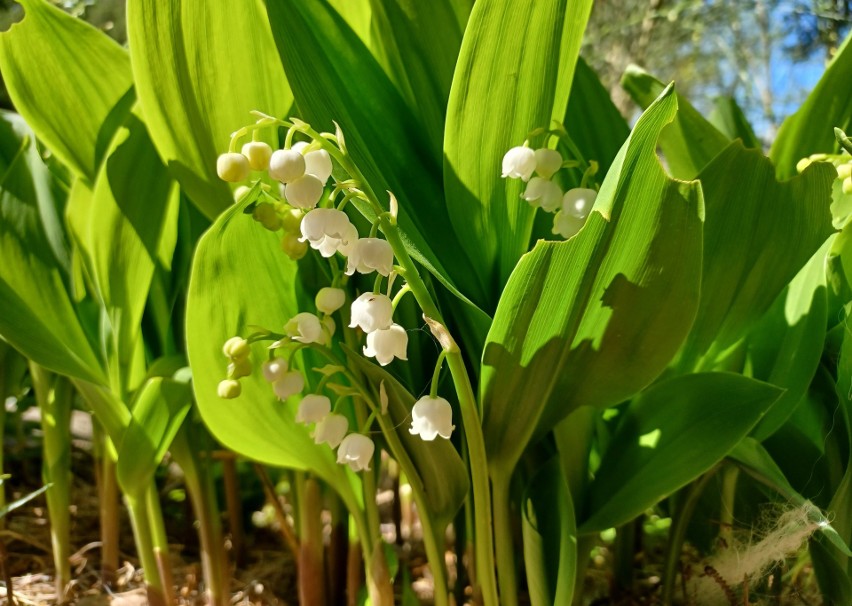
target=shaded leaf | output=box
[709,96,761,149]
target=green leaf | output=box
[0,113,105,384]
[621,66,729,179]
[116,377,192,497]
[579,373,783,533]
[127,0,292,219]
[481,85,703,472]
[185,197,356,500]
[676,142,835,370]
[0,0,132,181]
[0,482,51,519]
[708,96,761,149]
[342,347,469,528]
[521,458,577,606]
[265,0,485,308]
[770,34,852,179]
[444,0,594,305]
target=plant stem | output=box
[145,481,175,604]
[718,464,739,548]
[298,476,326,606]
[125,494,167,606]
[96,438,120,586]
[491,471,518,606]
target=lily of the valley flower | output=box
[502,146,536,181]
[345,238,394,276]
[241,141,273,171]
[269,148,306,183]
[410,396,455,441]
[349,292,393,333]
[284,174,324,209]
[300,208,358,258]
[295,394,332,424]
[262,359,288,383]
[223,336,250,359]
[337,433,375,471]
[217,153,250,182]
[561,187,597,219]
[314,413,349,448]
[285,312,328,345]
[522,177,562,212]
[273,371,305,400]
[217,379,242,399]
[363,323,408,366]
[316,287,346,315]
[552,211,585,239]
[534,148,563,179]
[292,141,333,183]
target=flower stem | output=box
[491,471,518,606]
[430,351,448,399]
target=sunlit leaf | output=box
[580,373,782,533]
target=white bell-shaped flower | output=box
[534,148,563,179]
[345,238,394,276]
[363,323,408,366]
[562,188,597,219]
[293,141,333,184]
[337,433,375,472]
[269,149,306,183]
[262,359,288,383]
[501,146,536,181]
[217,153,250,182]
[241,141,273,171]
[316,287,346,315]
[285,312,327,344]
[552,210,585,239]
[284,174,324,210]
[314,413,349,448]
[522,177,563,212]
[300,208,359,258]
[295,394,332,424]
[410,396,455,441]
[273,371,304,400]
[349,292,393,333]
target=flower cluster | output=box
[502,145,597,238]
[797,152,852,195]
[351,293,408,366]
[217,337,253,399]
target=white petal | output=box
[534,148,563,179]
[269,149,306,183]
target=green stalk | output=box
[718,464,739,548]
[97,440,120,585]
[491,471,518,606]
[145,481,175,603]
[125,494,167,606]
[29,363,72,598]
[298,475,326,606]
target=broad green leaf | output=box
[0,113,105,384]
[342,347,468,528]
[444,0,593,305]
[265,0,486,308]
[185,197,357,502]
[709,96,761,149]
[127,0,292,219]
[676,142,835,370]
[368,0,463,157]
[521,458,577,606]
[116,377,192,497]
[811,537,852,606]
[621,66,729,179]
[770,33,852,179]
[481,86,703,472]
[580,373,783,533]
[748,237,831,440]
[0,0,132,181]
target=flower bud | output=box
[562,188,597,219]
[322,316,336,339]
[293,141,333,183]
[314,413,349,448]
[337,433,375,471]
[285,312,326,344]
[269,149,306,183]
[217,152,250,182]
[502,146,536,181]
[316,287,346,315]
[262,359,288,383]
[844,176,852,195]
[228,358,252,379]
[345,238,394,276]
[552,210,585,239]
[223,336,250,359]
[253,203,282,231]
[295,394,332,424]
[241,141,273,171]
[837,162,852,180]
[273,371,305,400]
[234,185,252,202]
[300,208,358,257]
[522,177,562,212]
[363,323,408,366]
[281,208,303,234]
[534,148,563,179]
[281,232,308,260]
[349,292,394,333]
[217,379,242,399]
[410,396,455,441]
[284,174,324,209]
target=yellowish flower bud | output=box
[281,232,308,260]
[223,336,250,359]
[228,358,252,379]
[837,162,852,180]
[241,141,273,171]
[843,176,852,195]
[217,379,242,399]
[281,208,303,234]
[217,152,250,182]
[253,203,282,231]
